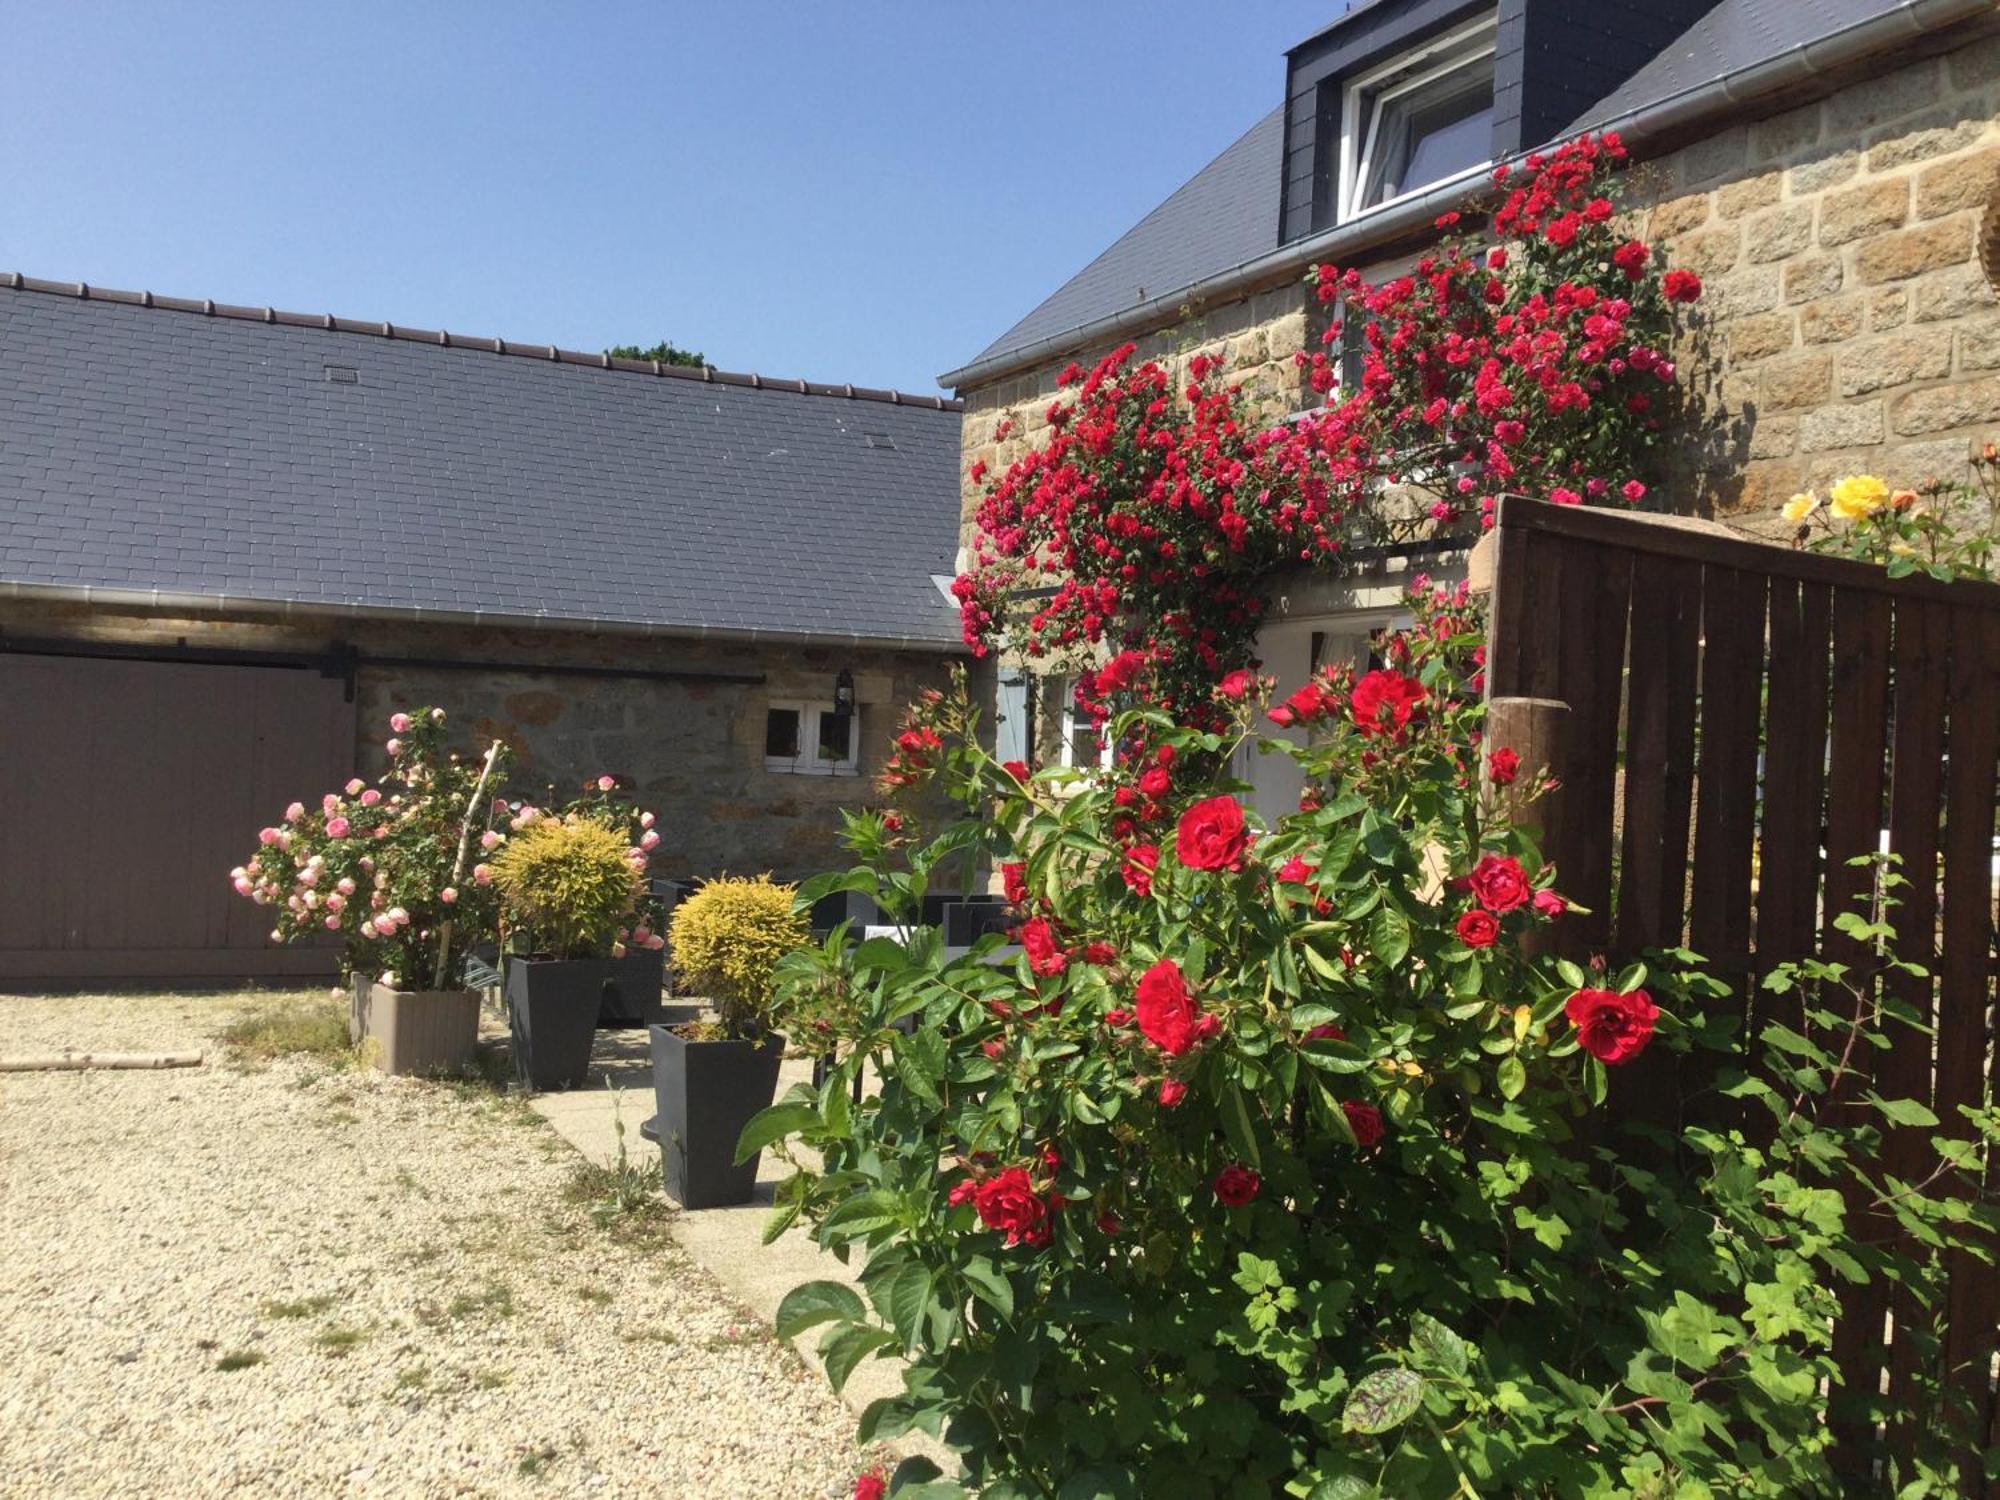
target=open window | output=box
[1339,16,1495,223]
[764,700,860,777]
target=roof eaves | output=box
[1,272,963,413]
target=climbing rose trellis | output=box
[953,132,1702,734]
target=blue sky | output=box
[1,4,1321,394]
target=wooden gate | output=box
[0,652,355,986]
[1485,494,2000,1482]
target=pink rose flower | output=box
[323,915,342,931]
[360,920,377,938]
[472,864,492,886]
[597,775,616,791]
[480,831,502,851]
[640,830,660,850]
[389,713,413,733]
[336,878,355,896]
[258,827,281,846]
[359,788,381,806]
[324,893,345,914]
[385,738,403,756]
[325,817,350,838]
[639,811,656,830]
[285,802,306,823]
[345,778,366,796]
[440,888,457,905]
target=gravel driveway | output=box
[0,993,866,1499]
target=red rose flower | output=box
[1138,766,1171,798]
[1487,747,1521,786]
[1103,1007,1130,1026]
[1611,239,1650,278]
[1216,669,1258,701]
[1212,1164,1261,1206]
[1456,909,1500,948]
[1662,268,1702,302]
[1135,958,1202,1055]
[1157,1077,1188,1108]
[1468,853,1530,912]
[972,1166,1053,1247]
[1122,843,1159,897]
[1348,669,1428,738]
[1176,796,1248,871]
[1303,1022,1347,1043]
[1565,988,1659,1064]
[1001,861,1029,906]
[1096,1209,1122,1235]
[855,1472,888,1500]
[1268,681,1333,727]
[1001,759,1030,783]
[1081,941,1118,966]
[1343,1099,1385,1148]
[1017,917,1067,978]
[1533,888,1567,918]
[1276,855,1312,884]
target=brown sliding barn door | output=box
[0,654,355,987]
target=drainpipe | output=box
[937,0,1996,394]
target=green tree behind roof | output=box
[606,339,708,368]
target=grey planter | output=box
[504,958,609,1091]
[594,948,668,1028]
[356,983,480,1075]
[648,1023,785,1209]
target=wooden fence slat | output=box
[1552,537,1632,959]
[1821,586,1896,1480]
[1937,605,2000,1475]
[1616,553,1703,953]
[1689,565,1768,973]
[1754,578,1832,1022]
[1879,599,1951,1456]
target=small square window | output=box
[764,700,859,777]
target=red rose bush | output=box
[747,585,1993,1496]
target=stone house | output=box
[943,0,2000,805]
[0,275,963,985]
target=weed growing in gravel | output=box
[474,1368,511,1389]
[562,1091,672,1244]
[261,1294,337,1320]
[578,1285,614,1306]
[219,998,353,1066]
[517,1444,558,1477]
[313,1325,368,1355]
[393,1365,430,1392]
[419,1280,516,1327]
[214,1350,266,1372]
[617,1328,680,1347]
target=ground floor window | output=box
[764,700,859,776]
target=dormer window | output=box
[1338,15,1496,222]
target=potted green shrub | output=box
[232,707,508,1075]
[652,875,809,1207]
[491,811,651,1090]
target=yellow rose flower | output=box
[1829,474,1890,520]
[1781,491,1818,523]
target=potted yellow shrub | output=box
[653,875,809,1207]
[492,813,648,1091]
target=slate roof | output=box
[0,277,966,648]
[959,107,1286,379]
[948,0,1929,386]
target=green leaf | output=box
[868,1261,935,1349]
[892,1026,948,1106]
[1872,1096,1940,1128]
[1341,1366,1425,1434]
[1056,1467,1138,1500]
[1308,1478,1380,1500]
[734,1101,818,1164]
[1367,901,1411,968]
[821,1189,904,1237]
[773,1279,866,1340]
[1409,1312,1470,1378]
[818,1323,895,1393]
[1497,1055,1526,1101]
[961,1257,1015,1321]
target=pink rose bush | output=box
[232,707,509,988]
[750,585,1993,1496]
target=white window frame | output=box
[763,700,860,777]
[1337,13,1497,225]
[1043,672,1115,772]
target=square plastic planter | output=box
[648,1023,786,1209]
[504,958,612,1091]
[594,948,668,1028]
[356,983,480,1075]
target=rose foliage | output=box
[752,598,1997,1498]
[954,132,1699,732]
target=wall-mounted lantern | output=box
[832,667,855,718]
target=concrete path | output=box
[528,1027,945,1467]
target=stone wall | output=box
[1638,31,2000,517]
[956,283,1313,547]
[0,598,959,885]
